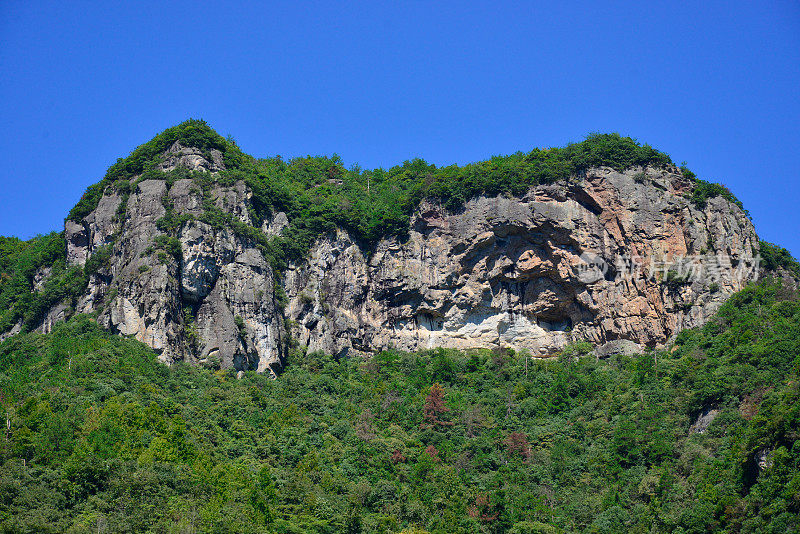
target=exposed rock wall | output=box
[63,147,286,374]
[285,167,758,357]
[61,148,758,372]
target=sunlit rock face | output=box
[63,149,286,375]
[62,147,758,372]
[285,167,758,357]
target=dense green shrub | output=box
[0,234,124,334]
[691,178,744,210]
[0,232,76,332]
[760,240,800,277]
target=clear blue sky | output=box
[2,1,799,256]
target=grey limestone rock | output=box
[55,153,759,373]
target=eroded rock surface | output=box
[61,150,758,372]
[64,150,285,374]
[286,167,759,356]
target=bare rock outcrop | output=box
[159,141,226,173]
[285,167,758,357]
[60,147,758,372]
[63,149,285,374]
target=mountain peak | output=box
[67,119,246,223]
[0,125,775,376]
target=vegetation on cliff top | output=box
[68,120,742,253]
[68,120,250,223]
[1,278,798,532]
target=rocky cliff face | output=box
[58,143,759,372]
[63,142,286,375]
[284,166,758,358]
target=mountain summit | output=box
[0,121,773,373]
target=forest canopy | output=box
[1,278,798,532]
